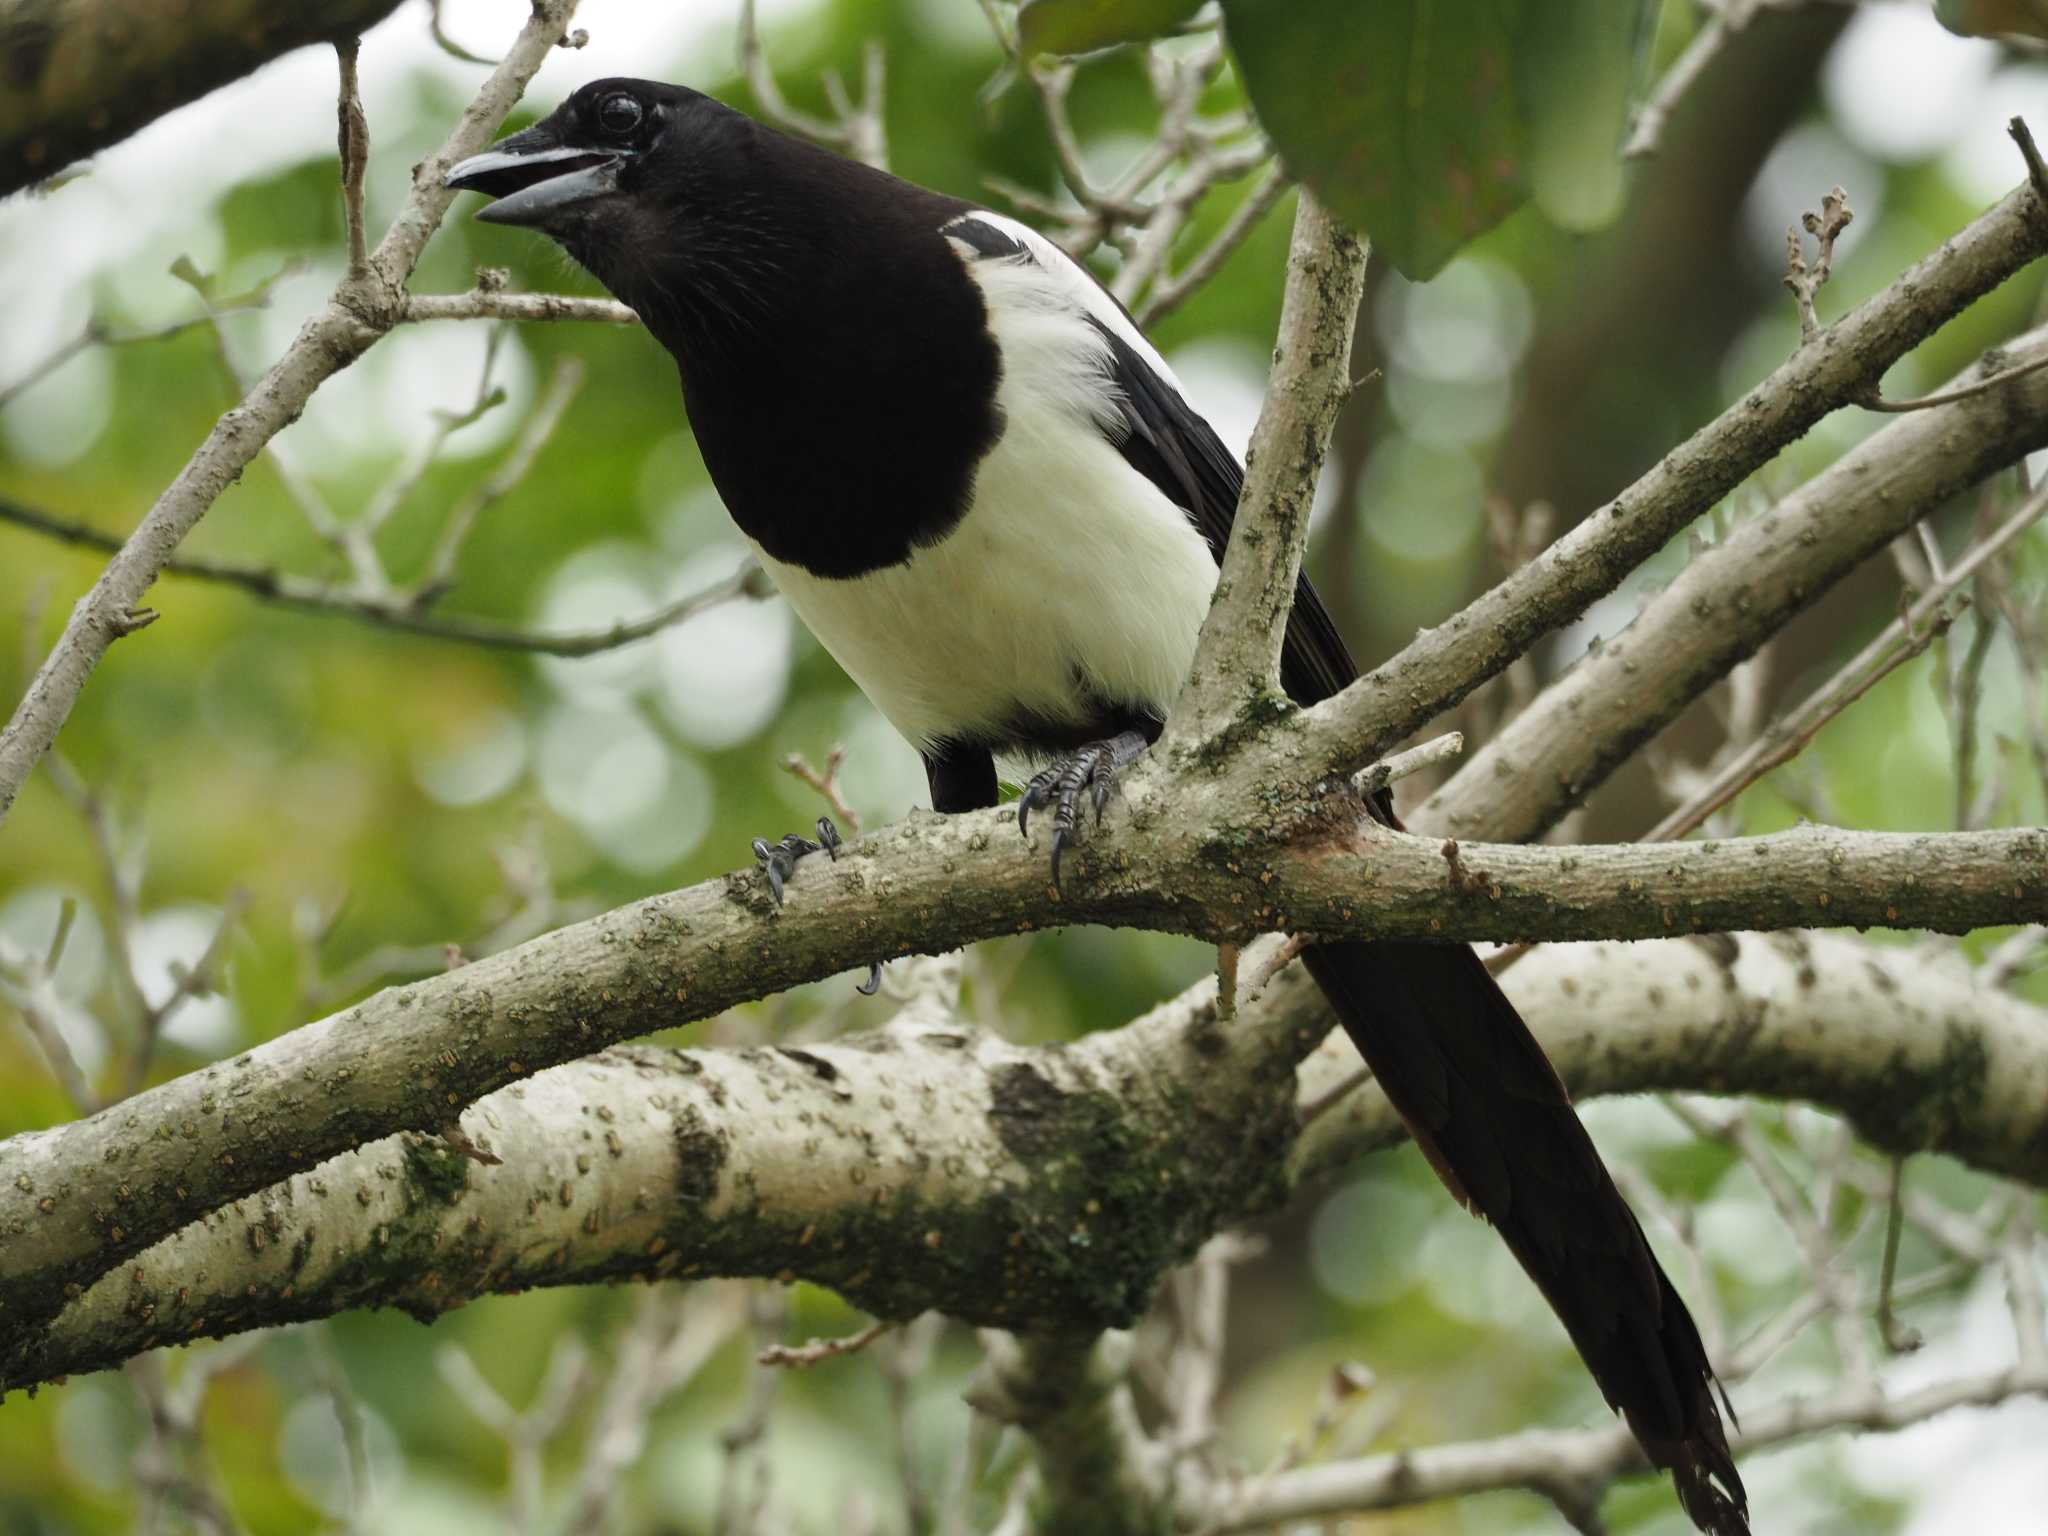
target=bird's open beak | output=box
[445,137,626,227]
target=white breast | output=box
[752,239,1220,752]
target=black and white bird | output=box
[448,79,1748,1535]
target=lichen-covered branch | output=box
[12,924,2045,1394]
[11,977,1307,1389]
[1292,928,2048,1189]
[1296,173,2048,776]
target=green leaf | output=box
[1016,0,1207,58]
[1221,0,1654,279]
[1935,0,2048,42]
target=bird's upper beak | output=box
[445,126,628,227]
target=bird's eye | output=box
[596,93,643,138]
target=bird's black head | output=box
[445,79,753,286]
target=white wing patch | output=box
[943,211,1188,401]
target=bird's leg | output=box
[749,817,882,993]
[1017,728,1150,890]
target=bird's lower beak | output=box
[445,143,625,227]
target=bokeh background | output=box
[2,1,2046,1532]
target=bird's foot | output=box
[1017,729,1149,891]
[751,815,843,905]
[750,818,882,994]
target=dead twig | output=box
[1784,185,1854,342]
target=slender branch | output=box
[0,0,586,829]
[0,497,763,657]
[1293,173,2048,779]
[1862,349,2048,412]
[1423,324,2048,842]
[1623,0,1756,160]
[0,289,283,411]
[1168,192,1366,737]
[402,290,639,326]
[736,0,888,169]
[1198,1363,2048,1530]
[335,39,370,279]
[1784,185,1853,341]
[1640,478,2048,843]
[415,355,587,600]
[1132,162,1291,330]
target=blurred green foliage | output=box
[2,1,2046,1533]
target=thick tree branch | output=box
[11,977,1310,1389]
[1,767,2038,1371]
[0,0,408,197]
[1424,322,2048,841]
[13,926,2045,1393]
[1292,928,2048,1189]
[1295,174,2048,777]
[0,0,583,827]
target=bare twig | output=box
[782,745,861,836]
[758,1318,893,1368]
[1356,731,1464,797]
[335,40,370,278]
[124,892,247,1099]
[428,0,499,67]
[0,289,283,411]
[1132,161,1291,329]
[1876,1156,1925,1354]
[415,354,587,601]
[402,287,639,326]
[737,0,888,169]
[1784,185,1854,342]
[2012,115,2048,208]
[0,927,101,1114]
[1861,350,2048,412]
[0,497,764,656]
[1624,0,1758,159]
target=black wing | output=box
[1083,319,1359,709]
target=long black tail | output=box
[1303,934,1748,1534]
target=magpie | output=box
[448,79,1748,1534]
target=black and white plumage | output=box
[447,79,1749,1535]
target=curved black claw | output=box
[750,818,879,993]
[1017,729,1150,891]
[751,816,842,906]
